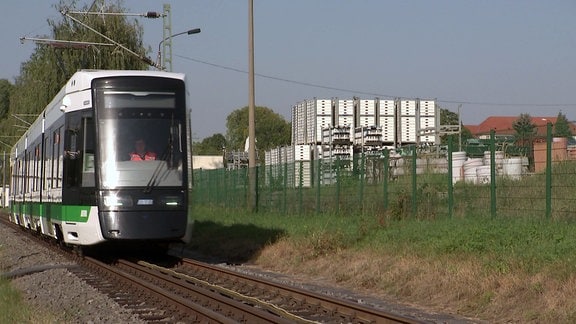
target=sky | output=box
[1,1,575,140]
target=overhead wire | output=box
[174,53,576,108]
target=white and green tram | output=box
[10,70,191,246]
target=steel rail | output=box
[115,259,295,323]
[177,258,424,324]
[81,256,234,322]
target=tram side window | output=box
[29,151,34,194]
[13,159,19,196]
[34,144,40,192]
[31,147,35,192]
[51,131,56,188]
[19,159,24,195]
[31,150,35,193]
[29,150,34,193]
[52,128,63,188]
[82,117,95,187]
[64,128,80,187]
[13,159,21,196]
[25,151,31,194]
[17,159,22,195]
[44,134,51,190]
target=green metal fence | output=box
[192,128,576,220]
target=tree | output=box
[193,133,227,155]
[226,106,291,153]
[512,113,536,171]
[512,113,536,146]
[553,112,573,138]
[439,107,473,146]
[440,107,459,126]
[0,79,12,119]
[50,0,149,73]
[1,0,149,148]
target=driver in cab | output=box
[130,139,157,161]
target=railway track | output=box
[93,255,424,323]
[167,258,422,323]
[2,214,424,323]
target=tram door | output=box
[62,111,96,206]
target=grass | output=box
[188,206,576,322]
[0,277,30,323]
[0,247,60,324]
[0,244,29,323]
[0,268,57,324]
[189,160,576,321]
[0,282,63,324]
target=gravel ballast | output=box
[1,221,479,323]
[0,224,144,323]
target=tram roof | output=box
[67,69,186,92]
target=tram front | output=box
[93,74,189,241]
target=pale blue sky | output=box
[1,1,575,139]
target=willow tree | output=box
[4,0,149,145]
[226,106,291,154]
[0,80,12,120]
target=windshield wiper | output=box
[143,121,178,193]
[143,143,172,193]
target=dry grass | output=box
[255,239,576,323]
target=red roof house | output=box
[465,116,576,138]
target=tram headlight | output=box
[162,195,183,207]
[103,194,133,207]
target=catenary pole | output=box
[247,0,257,212]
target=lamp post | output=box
[156,28,201,71]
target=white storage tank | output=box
[502,158,523,180]
[452,151,467,184]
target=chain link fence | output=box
[192,129,576,221]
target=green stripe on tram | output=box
[31,203,44,218]
[12,202,93,223]
[59,205,93,223]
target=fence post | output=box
[316,159,321,214]
[298,161,303,214]
[546,122,552,219]
[255,165,260,212]
[490,129,497,218]
[283,161,287,214]
[233,169,239,208]
[359,152,365,211]
[448,136,454,218]
[336,156,341,214]
[412,146,417,218]
[383,149,389,212]
[208,170,213,205]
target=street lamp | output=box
[156,28,201,71]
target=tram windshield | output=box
[96,90,186,189]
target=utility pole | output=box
[247,0,257,212]
[162,4,173,71]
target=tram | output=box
[10,70,191,246]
